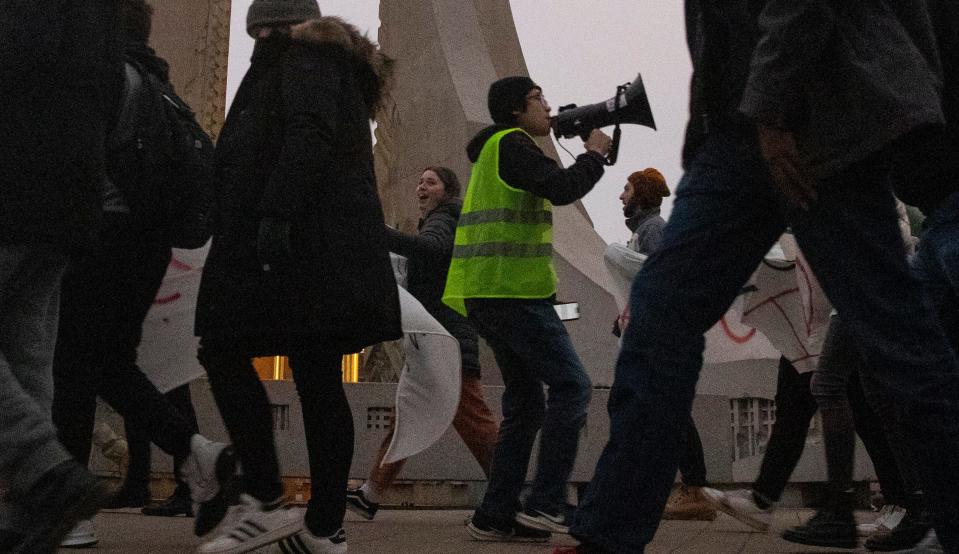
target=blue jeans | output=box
[465,298,591,519]
[570,130,959,553]
[913,191,959,352]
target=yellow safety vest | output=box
[442,128,557,316]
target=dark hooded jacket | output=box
[0,2,123,253]
[195,17,401,354]
[386,198,480,377]
[683,0,944,180]
[465,125,605,206]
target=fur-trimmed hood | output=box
[290,16,393,115]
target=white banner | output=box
[382,286,462,465]
[137,245,209,393]
[603,236,830,368]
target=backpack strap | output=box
[108,61,144,151]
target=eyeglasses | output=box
[526,92,548,107]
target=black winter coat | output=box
[195,17,401,355]
[386,199,480,377]
[0,1,123,252]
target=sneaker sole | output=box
[466,523,550,542]
[60,538,99,549]
[198,519,302,554]
[709,500,769,532]
[515,511,570,534]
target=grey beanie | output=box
[246,0,321,37]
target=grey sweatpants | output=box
[0,244,72,531]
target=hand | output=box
[757,124,817,211]
[584,129,612,156]
[257,217,292,271]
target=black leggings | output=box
[199,340,352,537]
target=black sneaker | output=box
[515,504,575,534]
[865,509,932,551]
[345,488,379,520]
[11,461,114,554]
[142,493,194,517]
[467,510,551,542]
[782,509,858,549]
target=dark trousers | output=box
[125,384,199,498]
[466,298,591,519]
[811,317,917,507]
[570,130,959,553]
[678,417,707,487]
[753,357,817,502]
[199,340,351,537]
[52,228,194,467]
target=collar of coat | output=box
[290,16,393,92]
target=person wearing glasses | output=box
[443,76,611,542]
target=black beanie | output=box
[488,76,538,125]
[247,0,321,37]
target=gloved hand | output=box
[257,217,292,271]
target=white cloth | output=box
[603,235,832,369]
[382,286,462,465]
[739,234,832,372]
[138,245,208,393]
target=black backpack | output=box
[109,59,214,249]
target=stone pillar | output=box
[149,0,231,140]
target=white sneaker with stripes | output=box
[269,528,347,554]
[197,494,301,554]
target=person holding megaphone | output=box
[442,76,610,542]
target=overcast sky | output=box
[227,1,692,245]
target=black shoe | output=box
[782,509,858,549]
[865,509,933,551]
[105,485,151,509]
[467,510,551,542]
[11,461,114,554]
[142,493,194,517]
[345,488,379,520]
[515,504,575,534]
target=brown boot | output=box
[662,485,717,521]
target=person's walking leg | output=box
[662,417,715,521]
[289,343,352,538]
[570,131,786,552]
[791,155,959,551]
[0,245,110,551]
[751,358,818,503]
[452,375,500,478]
[782,317,859,548]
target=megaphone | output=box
[551,73,657,165]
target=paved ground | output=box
[63,507,882,553]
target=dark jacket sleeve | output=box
[386,210,456,263]
[0,2,65,93]
[258,47,343,218]
[739,1,837,125]
[498,132,606,206]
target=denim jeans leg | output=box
[570,132,786,553]
[468,299,591,518]
[791,157,959,551]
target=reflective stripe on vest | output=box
[442,128,557,316]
